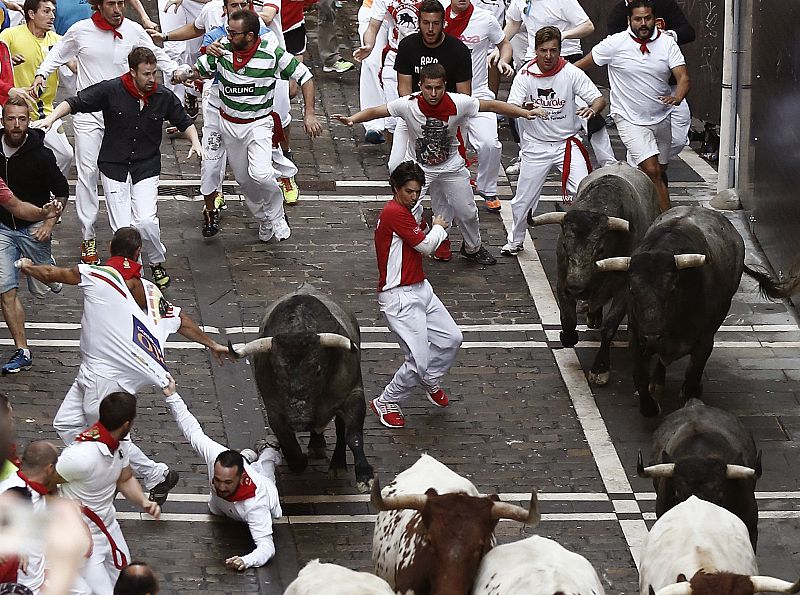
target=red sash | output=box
[81,507,128,569]
[221,470,257,502]
[562,136,592,204]
[629,28,661,54]
[415,92,457,122]
[91,11,123,40]
[444,3,473,38]
[525,57,567,78]
[233,40,260,69]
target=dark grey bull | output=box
[638,398,761,549]
[528,163,660,385]
[596,206,791,417]
[229,284,374,492]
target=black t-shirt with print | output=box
[394,33,473,93]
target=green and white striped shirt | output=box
[195,34,312,121]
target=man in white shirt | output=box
[334,63,547,266]
[162,377,282,571]
[444,0,513,213]
[576,0,689,211]
[502,26,605,255]
[31,0,180,266]
[55,392,161,593]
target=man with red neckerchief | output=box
[161,376,282,571]
[501,26,605,257]
[54,392,159,593]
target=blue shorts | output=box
[0,221,54,296]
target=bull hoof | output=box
[639,397,661,418]
[560,329,579,348]
[586,312,602,329]
[328,465,348,480]
[307,446,328,460]
[356,477,375,494]
[589,370,610,386]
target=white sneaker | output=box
[500,242,524,256]
[240,448,258,464]
[272,217,291,241]
[505,157,521,176]
[258,220,274,242]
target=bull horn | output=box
[726,464,757,480]
[595,257,631,272]
[528,211,566,226]
[370,477,427,512]
[750,577,800,593]
[654,584,693,595]
[606,216,630,232]
[638,460,675,479]
[318,333,357,352]
[674,254,706,270]
[229,337,273,358]
[491,491,540,526]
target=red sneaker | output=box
[427,387,449,408]
[433,239,452,262]
[370,397,406,428]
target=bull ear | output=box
[674,254,706,269]
[425,488,439,497]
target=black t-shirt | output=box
[394,33,472,93]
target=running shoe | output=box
[214,192,227,210]
[281,177,299,204]
[184,93,199,119]
[48,255,62,294]
[427,387,449,408]
[500,242,524,256]
[505,157,521,176]
[272,217,291,241]
[80,239,99,265]
[365,130,385,144]
[323,59,354,73]
[370,397,405,428]
[150,264,171,289]
[460,244,497,265]
[482,195,502,212]
[148,470,180,506]
[433,238,452,262]
[202,208,220,237]
[259,220,274,242]
[1,349,31,375]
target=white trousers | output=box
[82,519,129,595]
[200,100,226,197]
[466,111,501,197]
[221,116,288,224]
[158,0,201,103]
[274,80,292,129]
[73,112,104,240]
[387,119,410,173]
[381,50,399,133]
[54,365,168,490]
[100,174,166,265]
[379,280,462,402]
[358,5,388,133]
[426,167,482,252]
[43,119,74,177]
[508,140,589,246]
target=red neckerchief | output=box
[105,255,142,280]
[120,72,158,106]
[17,470,50,496]
[629,27,660,54]
[414,92,457,122]
[75,422,120,454]
[91,11,123,39]
[220,469,257,502]
[444,3,473,38]
[525,56,568,77]
[233,39,260,69]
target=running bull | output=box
[528,162,660,385]
[228,284,374,492]
[372,454,540,595]
[638,398,761,549]
[596,206,793,417]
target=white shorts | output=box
[613,114,672,165]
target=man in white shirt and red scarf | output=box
[576,0,689,211]
[55,392,160,593]
[501,26,605,256]
[16,227,231,508]
[334,63,546,266]
[162,376,282,571]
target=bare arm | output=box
[2,195,63,223]
[35,99,73,131]
[128,0,158,30]
[17,261,81,285]
[397,73,412,97]
[149,22,205,44]
[661,64,690,105]
[258,5,277,25]
[490,39,515,76]
[332,105,392,126]
[455,80,471,96]
[562,18,594,40]
[299,78,322,137]
[353,18,382,62]
[576,95,606,118]
[478,99,547,120]
[574,52,597,71]
[177,311,231,364]
[117,467,160,518]
[180,124,204,160]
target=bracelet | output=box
[164,32,169,42]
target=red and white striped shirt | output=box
[375,200,428,292]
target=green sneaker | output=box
[214,193,227,210]
[150,264,171,289]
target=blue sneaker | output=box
[365,130,386,144]
[2,349,32,375]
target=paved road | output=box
[5,3,800,593]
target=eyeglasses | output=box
[226,28,248,37]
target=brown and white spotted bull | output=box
[371,454,540,595]
[528,162,660,385]
[639,496,800,595]
[228,283,373,492]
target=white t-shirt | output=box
[0,473,46,591]
[78,264,182,393]
[506,0,589,59]
[450,5,505,99]
[194,0,225,32]
[508,60,601,144]
[57,439,131,528]
[387,92,480,173]
[591,29,685,126]
[371,0,419,51]
[473,0,505,28]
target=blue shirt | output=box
[54,0,92,35]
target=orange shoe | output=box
[80,239,99,264]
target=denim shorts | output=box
[0,221,54,296]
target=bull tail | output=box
[742,263,799,300]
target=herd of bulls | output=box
[232,164,800,593]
